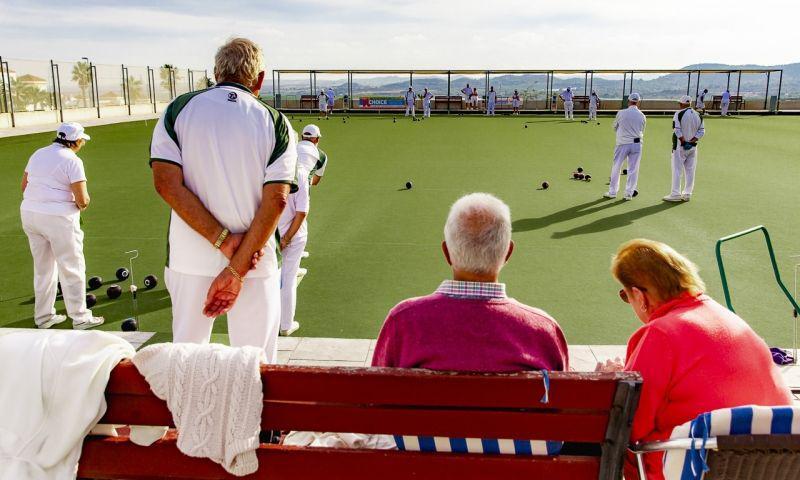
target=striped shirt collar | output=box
[435,280,507,300]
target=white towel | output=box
[0,329,135,480]
[132,343,264,477]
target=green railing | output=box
[715,225,800,315]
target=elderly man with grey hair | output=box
[150,37,297,362]
[372,193,569,373]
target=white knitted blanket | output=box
[132,343,265,477]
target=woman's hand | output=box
[594,357,625,373]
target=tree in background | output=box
[10,78,52,111]
[128,77,145,103]
[160,64,175,98]
[71,61,92,108]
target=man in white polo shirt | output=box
[422,88,433,118]
[721,89,731,116]
[297,124,328,186]
[150,37,297,362]
[317,90,328,119]
[326,86,335,116]
[486,86,497,116]
[560,87,574,120]
[277,165,310,337]
[404,87,416,118]
[588,91,599,121]
[664,95,705,202]
[604,92,646,201]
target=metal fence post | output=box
[52,62,63,122]
[0,56,6,116]
[2,60,15,127]
[122,65,131,116]
[776,70,783,112]
[148,66,156,113]
[764,71,771,110]
[447,71,451,114]
[90,63,100,118]
[694,70,701,105]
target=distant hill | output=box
[270,63,799,100]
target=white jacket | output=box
[0,330,134,480]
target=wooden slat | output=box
[262,402,609,443]
[107,361,637,410]
[78,434,601,480]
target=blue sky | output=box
[1,0,797,71]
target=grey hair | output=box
[444,193,512,275]
[214,37,263,86]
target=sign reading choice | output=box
[358,97,405,109]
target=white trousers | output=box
[405,104,415,116]
[564,101,574,119]
[721,101,729,116]
[164,267,280,363]
[589,105,597,120]
[608,143,642,197]
[487,102,495,115]
[279,236,307,330]
[670,147,698,196]
[423,104,431,117]
[21,209,93,326]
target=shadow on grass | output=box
[7,288,172,329]
[551,201,682,239]
[513,198,624,232]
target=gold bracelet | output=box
[214,228,229,249]
[227,265,244,283]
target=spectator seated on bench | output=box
[602,239,793,480]
[373,193,569,455]
[634,405,800,480]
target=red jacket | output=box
[624,293,792,480]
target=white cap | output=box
[56,122,90,142]
[302,124,322,138]
[679,95,693,104]
[628,92,641,102]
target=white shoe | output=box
[38,314,68,329]
[623,195,633,201]
[73,316,105,330]
[662,194,684,202]
[280,321,300,337]
[603,193,616,199]
[682,194,691,202]
[296,267,308,285]
[301,251,310,258]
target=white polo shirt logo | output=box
[227,92,238,102]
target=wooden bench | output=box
[434,95,465,110]
[78,360,641,479]
[711,95,745,111]
[300,94,318,109]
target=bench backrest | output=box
[82,361,641,480]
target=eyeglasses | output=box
[619,286,647,304]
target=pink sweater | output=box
[624,293,793,480]
[372,293,569,372]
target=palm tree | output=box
[128,77,145,103]
[11,78,52,111]
[71,61,92,108]
[160,64,175,98]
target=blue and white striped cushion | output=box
[664,405,800,480]
[394,436,563,456]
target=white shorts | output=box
[470,97,478,105]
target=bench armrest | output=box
[630,438,718,454]
[629,438,718,480]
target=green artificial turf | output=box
[0,114,798,347]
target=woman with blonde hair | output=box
[606,239,791,480]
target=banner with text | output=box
[358,96,405,109]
